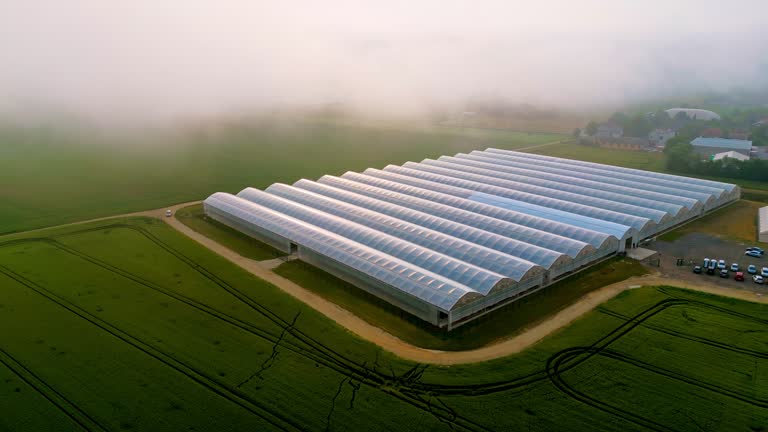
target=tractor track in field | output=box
[3,222,768,431]
[598,308,768,360]
[597,349,768,408]
[546,294,768,432]
[0,265,301,432]
[50,225,492,431]
[546,299,690,432]
[0,346,108,432]
[1,226,492,432]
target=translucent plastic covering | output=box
[304,177,597,257]
[437,155,698,213]
[232,187,527,291]
[204,192,482,310]
[468,192,633,239]
[466,150,714,205]
[334,172,615,248]
[486,149,734,197]
[401,161,671,224]
[203,145,740,326]
[260,183,569,270]
[376,165,654,233]
[416,159,684,219]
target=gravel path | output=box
[6,202,767,364]
[158,205,768,364]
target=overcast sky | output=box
[1,0,766,121]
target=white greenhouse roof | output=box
[465,150,714,205]
[760,206,768,236]
[486,148,735,196]
[204,192,486,310]
[713,151,750,162]
[204,146,739,313]
[665,108,721,121]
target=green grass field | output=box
[0,122,563,235]
[2,217,766,431]
[658,200,768,244]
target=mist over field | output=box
[1,0,767,123]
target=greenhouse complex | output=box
[204,148,740,329]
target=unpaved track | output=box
[158,206,768,365]
[5,204,767,365]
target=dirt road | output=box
[5,204,767,365]
[158,206,767,365]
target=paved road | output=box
[4,203,767,364]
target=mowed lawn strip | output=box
[175,203,286,261]
[659,200,768,244]
[274,257,649,351]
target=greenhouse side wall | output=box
[204,203,293,253]
[298,247,443,326]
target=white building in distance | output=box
[666,108,721,121]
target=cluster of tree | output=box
[664,136,768,182]
[582,106,768,144]
[583,110,680,138]
[752,124,768,146]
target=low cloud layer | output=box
[1,0,766,122]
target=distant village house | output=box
[690,137,752,159]
[648,128,676,147]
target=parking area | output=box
[651,232,767,291]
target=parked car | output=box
[730,263,739,272]
[717,259,726,270]
[719,269,729,278]
[706,267,715,275]
[165,210,173,217]
[693,265,702,274]
[754,275,765,285]
[746,250,762,258]
[734,272,745,282]
[762,267,768,277]
[703,258,711,268]
[746,247,765,255]
[748,265,758,274]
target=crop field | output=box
[1,217,767,431]
[0,122,563,234]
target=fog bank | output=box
[1,0,766,123]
